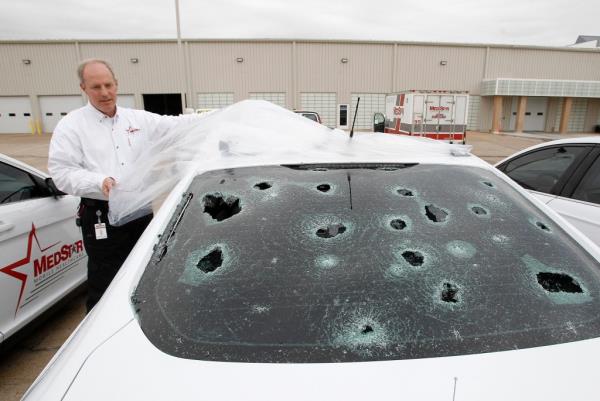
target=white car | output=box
[23,103,600,401]
[0,153,87,346]
[496,136,600,246]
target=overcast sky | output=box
[0,0,598,46]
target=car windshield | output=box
[134,163,600,363]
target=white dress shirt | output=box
[48,102,194,200]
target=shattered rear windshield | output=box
[134,164,600,363]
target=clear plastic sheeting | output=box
[108,100,472,225]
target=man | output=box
[48,58,193,312]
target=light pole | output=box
[174,0,190,111]
[175,0,182,44]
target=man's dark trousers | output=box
[79,198,152,312]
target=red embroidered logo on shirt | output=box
[126,126,140,134]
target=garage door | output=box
[39,95,84,133]
[300,93,336,128]
[509,97,547,132]
[351,93,386,130]
[197,93,234,109]
[118,94,137,109]
[249,93,286,108]
[0,97,32,134]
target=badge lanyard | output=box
[94,209,108,240]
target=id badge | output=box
[94,223,108,240]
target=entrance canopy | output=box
[481,79,600,98]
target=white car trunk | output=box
[63,320,599,401]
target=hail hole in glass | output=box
[536,222,551,232]
[316,224,347,238]
[537,272,583,293]
[397,188,414,197]
[441,283,459,303]
[203,194,241,221]
[197,247,223,273]
[361,325,374,334]
[390,219,407,230]
[254,182,272,190]
[471,206,487,216]
[402,251,424,267]
[425,204,448,223]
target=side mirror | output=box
[373,112,385,133]
[45,177,66,198]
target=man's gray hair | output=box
[77,58,116,84]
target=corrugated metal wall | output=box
[394,45,486,93]
[189,42,293,107]
[486,48,600,80]
[80,42,185,94]
[0,43,80,95]
[296,42,394,102]
[1,40,600,132]
[3,40,600,100]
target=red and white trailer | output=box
[379,90,469,144]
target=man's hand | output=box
[102,177,116,197]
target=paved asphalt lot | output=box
[0,130,597,400]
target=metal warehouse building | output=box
[1,39,599,134]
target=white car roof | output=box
[495,135,600,166]
[0,152,48,178]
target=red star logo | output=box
[0,223,60,316]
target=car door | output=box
[496,145,593,205]
[0,159,86,343]
[546,148,600,246]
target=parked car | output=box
[496,136,600,246]
[23,106,600,401]
[0,153,86,348]
[294,110,322,123]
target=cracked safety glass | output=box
[134,164,600,363]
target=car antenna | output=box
[349,97,360,138]
[347,172,353,210]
